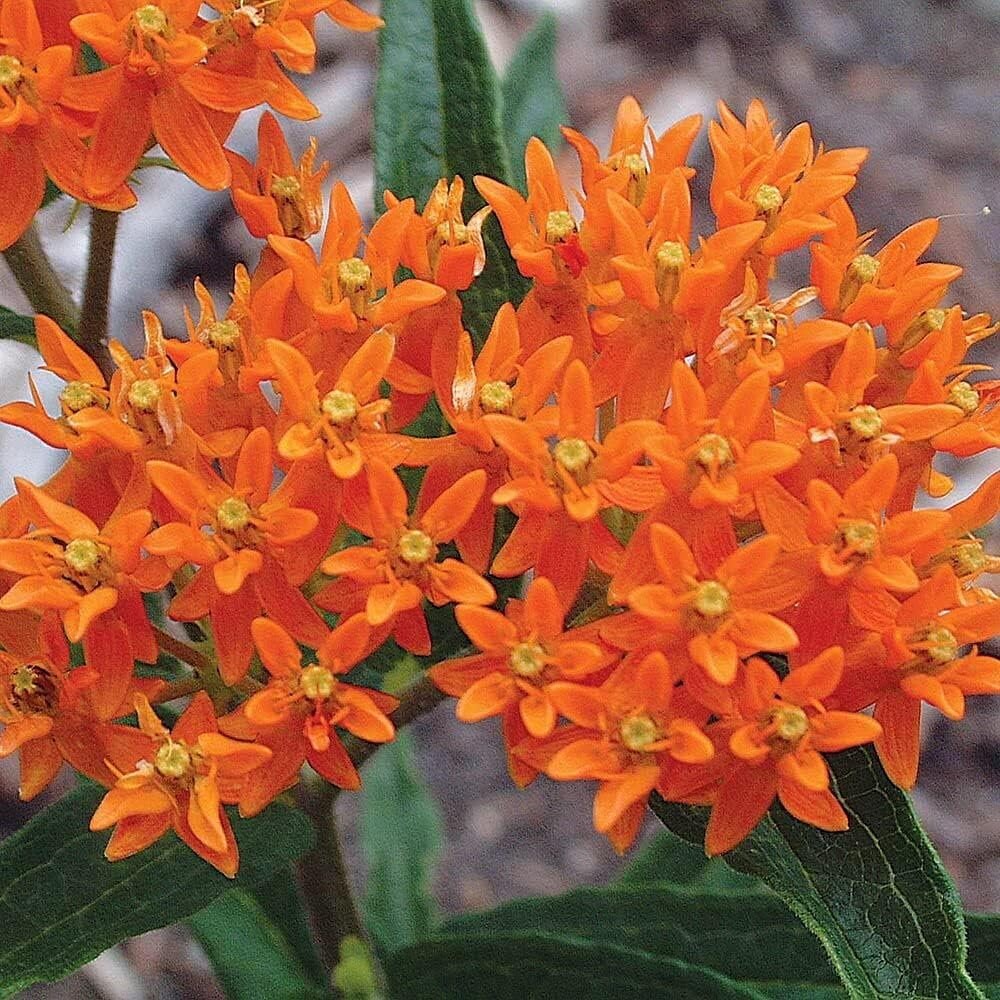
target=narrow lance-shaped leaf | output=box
[651,746,985,1000]
[386,932,772,1000]
[189,889,329,1000]
[374,0,528,341]
[502,13,567,193]
[0,784,314,998]
[0,306,37,348]
[360,729,443,955]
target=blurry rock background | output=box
[1,0,998,995]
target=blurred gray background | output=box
[1,0,998,995]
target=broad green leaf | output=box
[374,0,527,341]
[386,932,770,999]
[41,180,63,208]
[0,306,36,348]
[968,914,1000,999]
[502,13,567,192]
[621,826,762,892]
[360,730,443,954]
[0,784,314,998]
[651,747,984,1000]
[441,885,838,999]
[189,890,328,1000]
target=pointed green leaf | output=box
[360,731,442,955]
[502,13,567,192]
[0,306,36,348]
[189,889,329,1000]
[374,0,528,341]
[386,932,770,999]
[651,747,984,1000]
[0,784,314,998]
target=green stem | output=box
[295,780,367,973]
[78,209,120,380]
[1,223,78,334]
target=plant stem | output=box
[78,209,120,380]
[152,624,214,674]
[295,780,367,972]
[1,224,78,334]
[152,676,203,703]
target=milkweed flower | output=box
[90,692,271,875]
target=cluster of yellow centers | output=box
[0,55,24,92]
[60,381,104,414]
[833,520,879,561]
[215,496,254,535]
[508,641,545,678]
[691,580,732,620]
[544,210,576,244]
[838,253,880,312]
[478,381,514,414]
[553,437,593,474]
[619,713,660,753]
[753,184,784,216]
[63,536,108,579]
[8,663,57,715]
[127,378,162,413]
[321,389,359,426]
[692,433,736,476]
[395,528,436,568]
[759,703,810,754]
[905,624,959,675]
[654,241,686,302]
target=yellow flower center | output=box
[910,624,959,669]
[203,319,241,350]
[937,540,989,579]
[693,580,731,619]
[321,389,359,425]
[127,378,161,412]
[0,55,23,89]
[692,433,735,472]
[754,184,783,214]
[846,405,883,441]
[397,529,435,565]
[898,307,946,352]
[545,210,576,243]
[236,1,268,27]
[622,153,649,204]
[478,380,514,414]
[271,175,301,199]
[620,713,659,752]
[217,496,252,532]
[742,304,778,341]
[835,519,879,558]
[947,381,980,416]
[300,664,336,700]
[509,642,545,678]
[11,664,39,697]
[838,253,880,311]
[762,704,809,751]
[8,663,57,714]
[64,537,103,574]
[654,240,686,301]
[553,437,592,473]
[60,380,99,413]
[435,220,469,245]
[338,257,372,295]
[135,4,168,33]
[154,740,192,780]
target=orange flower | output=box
[704,649,881,855]
[269,181,445,337]
[0,615,153,799]
[221,614,396,816]
[227,112,328,239]
[145,426,327,682]
[68,0,273,196]
[0,478,168,660]
[0,0,135,248]
[90,692,271,875]
[316,460,495,654]
[202,1,381,120]
[840,567,1000,788]
[540,652,714,851]
[429,577,608,779]
[625,525,803,688]
[709,99,867,257]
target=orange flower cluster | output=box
[1,92,998,873]
[0,0,379,249]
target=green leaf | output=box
[386,932,771,999]
[41,179,63,208]
[501,13,567,192]
[0,306,36,348]
[189,890,329,1000]
[651,747,985,1000]
[620,827,762,892]
[245,870,328,987]
[0,784,314,998]
[442,884,839,999]
[968,914,1000,998]
[360,730,442,955]
[374,0,528,342]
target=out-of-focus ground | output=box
[2,0,999,995]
